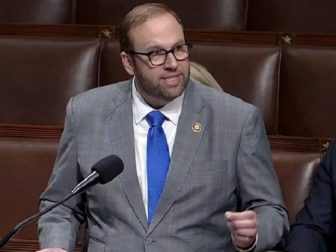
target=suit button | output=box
[145,238,153,244]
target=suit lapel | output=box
[148,81,207,232]
[106,82,148,230]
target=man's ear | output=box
[120,52,135,76]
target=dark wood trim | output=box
[0,24,116,38]
[0,124,62,139]
[0,239,39,252]
[185,29,280,45]
[0,239,82,252]
[1,24,336,47]
[268,135,332,153]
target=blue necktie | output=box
[146,111,170,224]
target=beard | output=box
[135,68,190,108]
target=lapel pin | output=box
[192,123,202,133]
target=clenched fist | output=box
[225,210,259,250]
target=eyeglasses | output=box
[129,43,193,66]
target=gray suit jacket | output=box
[38,79,289,251]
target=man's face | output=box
[122,13,190,108]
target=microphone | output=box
[72,154,124,194]
[0,154,124,248]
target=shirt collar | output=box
[132,77,184,125]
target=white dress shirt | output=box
[131,78,184,217]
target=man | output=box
[38,3,288,251]
[285,141,336,252]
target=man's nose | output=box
[164,52,178,69]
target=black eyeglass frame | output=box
[129,43,193,66]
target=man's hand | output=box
[36,249,67,252]
[225,210,259,249]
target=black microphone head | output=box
[92,155,124,184]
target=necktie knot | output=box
[146,111,166,127]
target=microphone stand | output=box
[0,170,99,248]
[0,191,73,248]
[0,154,123,248]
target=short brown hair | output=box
[119,3,184,52]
